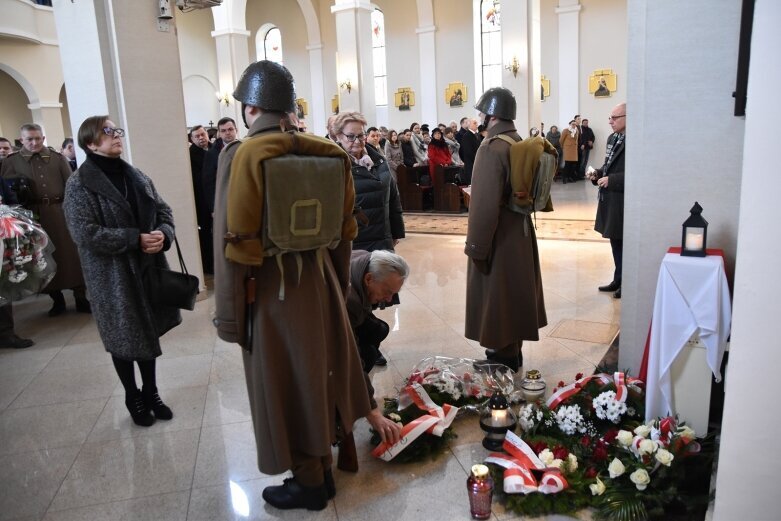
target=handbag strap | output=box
[173,236,189,275]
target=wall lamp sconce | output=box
[216,91,231,106]
[339,80,353,94]
[505,56,520,78]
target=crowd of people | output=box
[0,57,626,512]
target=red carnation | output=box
[558,381,566,388]
[592,445,609,462]
[581,435,592,448]
[603,429,619,444]
[575,372,584,380]
[553,445,569,460]
[531,441,548,454]
[584,466,598,479]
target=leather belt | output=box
[32,196,64,205]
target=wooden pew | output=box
[432,164,464,213]
[395,164,432,211]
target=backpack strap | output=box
[491,134,518,147]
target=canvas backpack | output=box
[491,134,557,217]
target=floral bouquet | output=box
[0,204,56,304]
[486,372,714,521]
[371,356,518,463]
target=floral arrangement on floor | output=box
[371,356,516,463]
[0,204,56,304]
[486,372,714,521]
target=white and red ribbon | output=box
[484,431,569,495]
[372,383,459,461]
[546,372,643,410]
[537,471,569,494]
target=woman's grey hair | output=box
[368,250,410,282]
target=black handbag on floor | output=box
[144,236,199,311]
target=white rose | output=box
[630,468,651,491]
[616,430,634,446]
[678,425,696,441]
[538,449,555,466]
[567,453,579,472]
[634,425,652,438]
[608,458,625,478]
[551,459,564,470]
[589,477,606,496]
[655,448,674,467]
[638,439,657,455]
[388,413,402,422]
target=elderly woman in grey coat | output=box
[63,115,181,427]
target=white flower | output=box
[678,425,696,441]
[616,430,634,446]
[538,449,555,466]
[555,405,585,435]
[519,405,539,431]
[566,453,578,472]
[550,458,564,470]
[589,477,606,496]
[634,425,652,438]
[638,439,657,456]
[608,458,625,478]
[388,413,401,422]
[630,468,651,491]
[8,269,27,283]
[593,391,627,423]
[655,448,674,467]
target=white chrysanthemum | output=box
[555,405,584,435]
[593,391,627,423]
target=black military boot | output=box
[48,291,66,317]
[262,478,328,511]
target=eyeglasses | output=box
[102,127,126,137]
[341,133,366,142]
[608,115,626,121]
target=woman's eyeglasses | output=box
[103,127,126,137]
[341,133,366,142]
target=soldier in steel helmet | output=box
[212,61,378,511]
[464,87,547,372]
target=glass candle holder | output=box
[467,464,494,520]
[521,369,547,403]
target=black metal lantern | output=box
[681,202,708,257]
[479,391,517,451]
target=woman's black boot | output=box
[142,386,173,420]
[125,389,155,427]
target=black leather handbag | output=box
[144,236,199,310]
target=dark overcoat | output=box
[1,147,84,291]
[593,133,625,239]
[351,145,405,252]
[63,157,181,360]
[464,121,547,348]
[212,113,371,475]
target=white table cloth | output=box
[645,253,731,422]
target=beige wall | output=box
[175,8,220,127]
[433,0,476,127]
[539,0,626,164]
[0,70,32,141]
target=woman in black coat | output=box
[64,115,181,427]
[332,112,405,252]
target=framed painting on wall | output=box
[295,98,308,119]
[445,82,467,107]
[331,95,339,115]
[541,75,551,101]
[589,69,617,98]
[394,88,414,111]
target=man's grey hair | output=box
[368,250,409,282]
[21,123,42,133]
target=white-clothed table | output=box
[645,253,731,424]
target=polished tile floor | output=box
[0,181,619,521]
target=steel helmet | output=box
[233,60,296,113]
[474,87,517,120]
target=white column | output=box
[307,43,326,136]
[417,24,437,126]
[52,0,204,286]
[28,102,65,149]
[500,0,541,132]
[211,28,250,130]
[556,0,581,125]
[331,0,375,114]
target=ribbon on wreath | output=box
[546,372,643,410]
[371,383,459,461]
[484,431,569,494]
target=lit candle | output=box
[491,409,508,427]
[685,229,704,251]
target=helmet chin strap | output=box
[241,103,249,129]
[482,114,492,129]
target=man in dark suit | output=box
[579,118,595,177]
[458,118,480,186]
[589,103,626,298]
[188,125,213,273]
